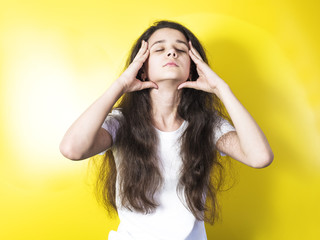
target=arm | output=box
[215,84,273,168]
[60,40,157,160]
[59,82,123,160]
[178,41,273,168]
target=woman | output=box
[60,20,273,240]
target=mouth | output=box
[163,62,178,67]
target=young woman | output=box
[60,20,273,240]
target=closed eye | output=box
[155,48,186,53]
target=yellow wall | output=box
[1,0,319,239]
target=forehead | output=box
[148,28,187,45]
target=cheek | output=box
[145,57,157,76]
[186,58,191,72]
[146,55,160,69]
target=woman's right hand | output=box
[117,40,158,93]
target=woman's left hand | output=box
[177,41,227,96]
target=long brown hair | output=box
[90,20,233,224]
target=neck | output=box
[149,82,183,131]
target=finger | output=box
[177,81,199,90]
[189,41,203,60]
[131,42,149,69]
[190,50,211,77]
[135,41,147,59]
[189,49,202,65]
[140,46,149,61]
[133,40,148,62]
[189,41,202,60]
[138,43,149,63]
[132,49,149,70]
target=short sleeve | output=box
[214,117,236,156]
[98,109,122,155]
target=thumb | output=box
[177,81,198,90]
[141,81,158,90]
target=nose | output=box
[167,49,177,58]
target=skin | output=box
[143,28,191,131]
[143,28,190,86]
[121,27,273,167]
[60,28,274,169]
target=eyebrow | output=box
[150,39,189,49]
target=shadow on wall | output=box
[204,33,314,239]
[204,37,274,240]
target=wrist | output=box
[113,77,127,95]
[109,78,126,97]
[213,81,231,99]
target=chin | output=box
[151,74,188,82]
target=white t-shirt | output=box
[99,110,236,240]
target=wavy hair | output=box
[91,20,233,224]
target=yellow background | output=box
[1,0,319,239]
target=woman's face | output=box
[144,28,191,84]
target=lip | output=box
[163,62,178,67]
